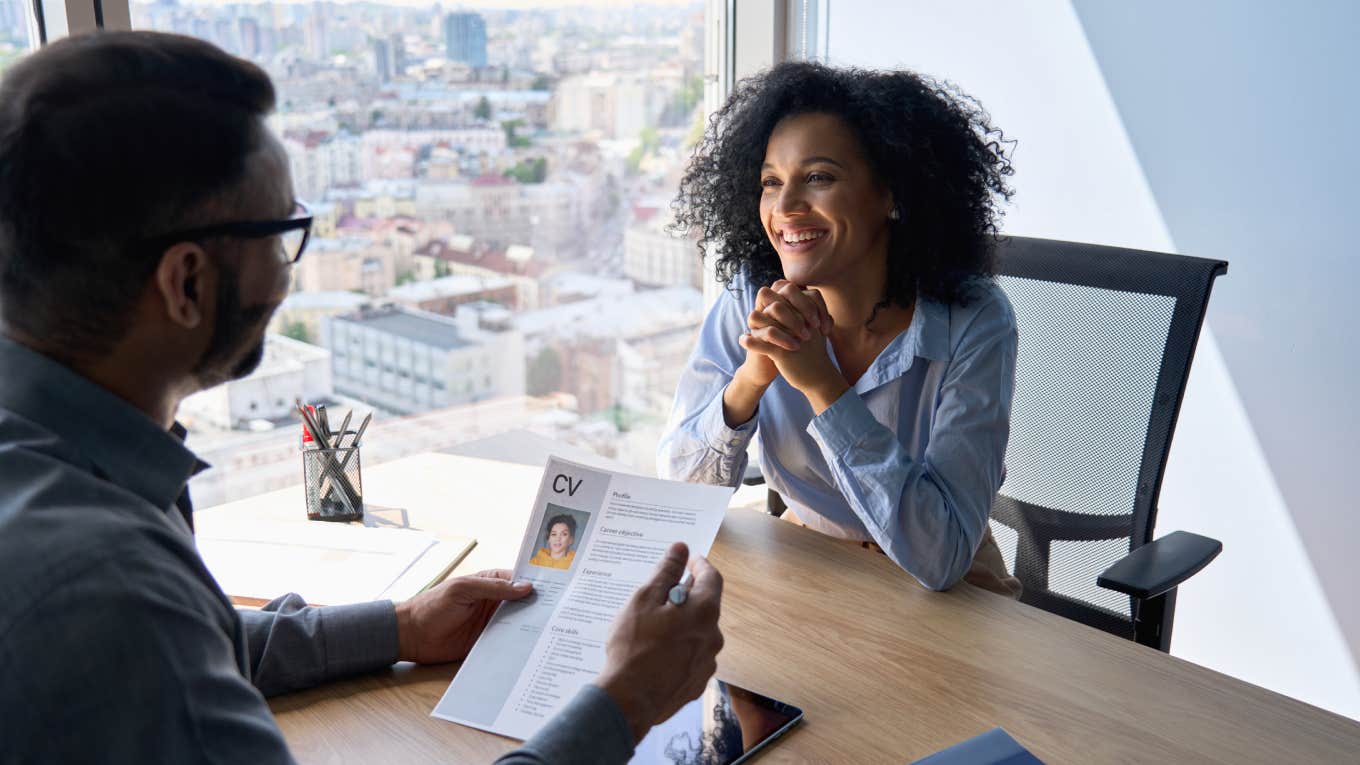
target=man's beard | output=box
[193,265,274,388]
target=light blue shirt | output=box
[658,279,1017,591]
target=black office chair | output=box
[745,236,1227,652]
[988,236,1226,652]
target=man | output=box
[0,32,724,763]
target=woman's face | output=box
[547,522,573,557]
[758,112,893,288]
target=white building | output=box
[386,273,519,314]
[283,132,362,201]
[325,305,525,415]
[268,290,372,345]
[515,287,703,415]
[551,71,674,140]
[414,177,585,255]
[540,271,635,306]
[624,219,702,289]
[179,334,333,431]
[294,236,396,297]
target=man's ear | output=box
[153,243,211,330]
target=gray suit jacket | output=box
[0,337,633,764]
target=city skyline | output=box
[122,0,713,496]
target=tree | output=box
[282,320,311,345]
[395,269,417,286]
[505,157,547,184]
[434,260,452,278]
[474,95,492,121]
[501,119,532,148]
[527,347,562,396]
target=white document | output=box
[195,518,474,606]
[431,456,732,740]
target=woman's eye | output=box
[808,172,833,183]
[761,177,780,188]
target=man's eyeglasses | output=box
[138,201,313,264]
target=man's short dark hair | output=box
[0,31,276,356]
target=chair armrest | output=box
[1097,531,1222,600]
[742,463,766,486]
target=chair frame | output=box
[991,236,1227,650]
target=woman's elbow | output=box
[916,568,965,593]
[911,541,976,592]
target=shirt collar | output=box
[852,295,951,393]
[0,336,208,512]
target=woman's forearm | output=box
[721,371,769,428]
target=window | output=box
[140,1,717,507]
[0,0,35,74]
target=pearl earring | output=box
[889,207,901,221]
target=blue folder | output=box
[909,728,1045,765]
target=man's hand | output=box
[595,542,724,744]
[395,569,533,664]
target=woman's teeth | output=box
[782,230,825,244]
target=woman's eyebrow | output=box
[761,156,846,170]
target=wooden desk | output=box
[204,454,1360,763]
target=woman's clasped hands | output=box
[736,280,850,410]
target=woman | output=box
[659,62,1020,596]
[528,514,577,570]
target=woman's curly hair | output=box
[673,61,1015,308]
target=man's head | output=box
[0,31,299,391]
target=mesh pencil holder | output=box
[303,446,364,522]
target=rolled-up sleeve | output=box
[807,294,1017,590]
[657,283,758,487]
[241,595,399,697]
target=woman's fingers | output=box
[771,281,827,333]
[748,324,800,352]
[748,304,809,341]
[739,331,788,357]
[804,289,833,335]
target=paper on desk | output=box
[431,456,732,740]
[195,517,475,607]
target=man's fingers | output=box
[637,541,689,604]
[686,555,724,605]
[452,574,534,602]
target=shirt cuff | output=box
[511,684,636,764]
[320,599,399,678]
[807,387,877,456]
[699,383,758,448]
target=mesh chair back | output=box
[989,237,1226,639]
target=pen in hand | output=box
[668,569,694,605]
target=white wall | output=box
[826,0,1360,719]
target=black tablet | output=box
[631,678,804,764]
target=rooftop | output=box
[334,306,471,350]
[281,291,372,311]
[387,274,514,302]
[516,286,702,340]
